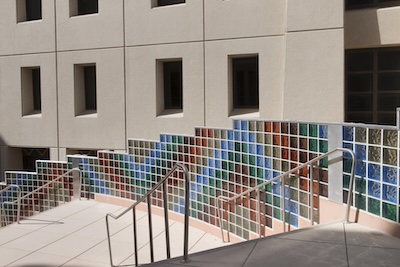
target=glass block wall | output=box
[2,120,400,239]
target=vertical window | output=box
[346,48,400,125]
[153,0,185,7]
[74,64,97,116]
[17,0,42,22]
[70,0,98,16]
[21,67,41,116]
[231,56,259,110]
[164,61,183,110]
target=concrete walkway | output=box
[0,200,228,266]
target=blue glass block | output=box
[156,150,160,158]
[368,180,381,198]
[257,157,263,167]
[221,141,227,149]
[197,184,202,193]
[209,169,215,178]
[383,166,398,185]
[135,164,140,170]
[174,204,179,212]
[319,125,328,139]
[228,141,234,151]
[145,165,150,172]
[289,213,299,228]
[285,186,290,199]
[222,150,228,160]
[105,189,110,195]
[257,145,264,156]
[249,144,256,154]
[140,165,145,172]
[265,170,272,180]
[191,182,196,191]
[234,120,240,130]
[234,131,240,141]
[355,145,367,160]
[145,158,150,165]
[215,159,221,169]
[124,155,129,161]
[190,192,196,200]
[166,135,172,142]
[215,149,221,158]
[242,133,248,142]
[202,167,208,175]
[265,158,272,169]
[356,160,366,177]
[208,159,215,168]
[203,176,209,186]
[150,150,155,157]
[382,184,397,204]
[343,127,354,142]
[273,183,281,195]
[368,164,381,181]
[180,206,185,214]
[249,133,256,143]
[227,130,234,140]
[273,171,281,178]
[160,143,166,150]
[241,120,248,131]
[179,197,185,206]
[156,143,161,150]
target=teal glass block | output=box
[235,153,241,163]
[319,140,328,153]
[229,162,234,172]
[273,196,281,207]
[235,142,241,152]
[355,195,366,210]
[215,170,221,179]
[249,156,256,166]
[178,136,183,144]
[265,192,273,204]
[265,183,272,192]
[343,158,353,173]
[257,168,264,179]
[242,155,249,164]
[273,208,281,220]
[172,136,177,143]
[229,152,234,161]
[309,125,318,137]
[309,139,318,152]
[300,124,308,136]
[319,157,328,168]
[250,167,256,177]
[368,198,381,216]
[355,177,366,194]
[242,143,248,153]
[382,202,397,221]
[222,171,228,180]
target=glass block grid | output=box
[343,126,399,223]
[2,161,72,226]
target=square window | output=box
[156,59,183,115]
[17,0,42,22]
[231,56,259,110]
[21,67,41,116]
[70,0,98,17]
[74,64,97,116]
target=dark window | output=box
[346,0,400,9]
[157,0,185,7]
[26,0,42,21]
[232,56,259,109]
[32,68,41,111]
[22,148,49,172]
[84,66,97,111]
[163,61,183,110]
[346,48,400,125]
[78,0,98,15]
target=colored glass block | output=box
[355,127,367,143]
[368,198,381,216]
[368,181,381,198]
[368,163,381,181]
[382,202,397,221]
[309,125,318,138]
[383,148,397,166]
[382,166,397,185]
[382,184,397,204]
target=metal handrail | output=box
[106,163,190,267]
[1,168,79,226]
[217,148,356,242]
[0,185,21,227]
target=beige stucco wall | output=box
[57,48,126,150]
[126,42,205,140]
[125,0,203,46]
[0,0,55,56]
[345,5,400,49]
[0,53,58,147]
[56,0,124,51]
[205,37,285,128]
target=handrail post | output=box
[345,151,356,223]
[310,163,314,226]
[281,177,286,232]
[147,195,154,263]
[163,181,171,259]
[181,164,190,263]
[256,188,261,238]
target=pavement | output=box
[0,200,399,267]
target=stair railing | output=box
[105,163,190,267]
[0,185,21,227]
[217,148,356,242]
[0,168,79,227]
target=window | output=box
[152,0,185,7]
[21,67,41,115]
[156,59,183,115]
[22,148,49,172]
[74,64,97,116]
[231,56,259,110]
[346,0,400,9]
[70,0,98,16]
[345,48,400,125]
[17,0,42,22]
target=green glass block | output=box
[319,140,328,153]
[368,198,381,216]
[343,158,353,174]
[249,156,256,166]
[215,170,221,179]
[242,143,248,153]
[178,136,183,144]
[265,192,273,204]
[383,148,397,166]
[235,142,241,152]
[204,196,209,204]
[229,162,234,172]
[235,153,241,163]
[300,205,309,219]
[172,144,178,152]
[300,124,308,136]
[383,130,398,148]
[257,168,264,179]
[250,167,256,177]
[229,152,234,161]
[355,127,367,143]
[273,196,281,207]
[265,183,272,192]
[355,177,366,194]
[172,136,177,143]
[382,202,397,221]
[167,153,172,160]
[355,195,366,210]
[216,179,222,188]
[309,125,318,137]
[273,208,281,220]
[319,157,328,168]
[222,171,228,180]
[242,155,249,164]
[309,139,318,152]
[343,175,350,189]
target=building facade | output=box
[0,0,399,176]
